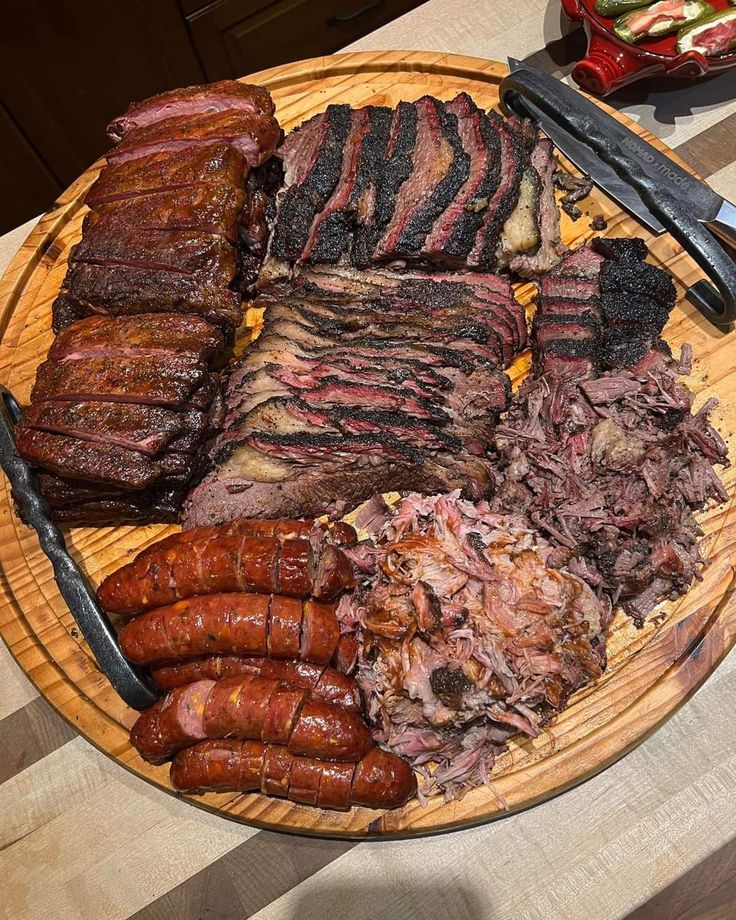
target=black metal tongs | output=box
[0,386,159,710]
[500,62,736,328]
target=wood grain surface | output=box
[0,51,734,840]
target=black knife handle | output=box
[0,386,159,711]
[500,69,736,328]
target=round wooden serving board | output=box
[0,52,734,839]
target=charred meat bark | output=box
[262,94,561,278]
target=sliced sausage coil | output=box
[119,594,340,665]
[130,674,372,764]
[170,740,417,810]
[151,655,361,710]
[98,519,356,616]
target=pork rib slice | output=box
[107,110,280,168]
[49,314,223,364]
[85,146,246,208]
[20,400,206,456]
[55,265,241,332]
[108,80,275,142]
[83,184,246,242]
[31,354,207,408]
[70,227,238,280]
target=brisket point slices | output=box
[17,314,223,523]
[262,93,561,279]
[182,266,521,527]
[533,237,676,380]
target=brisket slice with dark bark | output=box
[85,146,247,208]
[108,80,275,142]
[288,265,526,361]
[509,138,562,277]
[183,262,519,526]
[421,93,501,265]
[267,105,353,265]
[107,110,280,168]
[466,111,526,269]
[352,101,418,268]
[373,96,470,262]
[184,446,496,526]
[301,107,392,264]
[83,184,246,241]
[532,238,676,379]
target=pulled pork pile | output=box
[492,346,729,622]
[338,492,610,800]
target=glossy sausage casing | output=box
[130,674,372,763]
[118,594,339,665]
[170,739,417,810]
[98,519,355,615]
[150,656,362,711]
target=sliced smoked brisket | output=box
[532,238,676,379]
[262,94,561,279]
[182,267,523,527]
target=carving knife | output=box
[500,60,736,326]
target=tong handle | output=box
[0,387,159,710]
[500,68,736,328]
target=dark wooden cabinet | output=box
[0,0,424,235]
[185,0,424,81]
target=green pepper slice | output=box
[594,0,650,18]
[677,7,736,54]
[614,0,713,42]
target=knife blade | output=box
[513,92,665,235]
[506,59,735,246]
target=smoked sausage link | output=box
[119,594,340,666]
[134,519,357,559]
[130,674,372,763]
[98,521,355,615]
[170,739,417,810]
[151,656,362,711]
[118,594,270,665]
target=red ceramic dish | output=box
[561,0,736,94]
